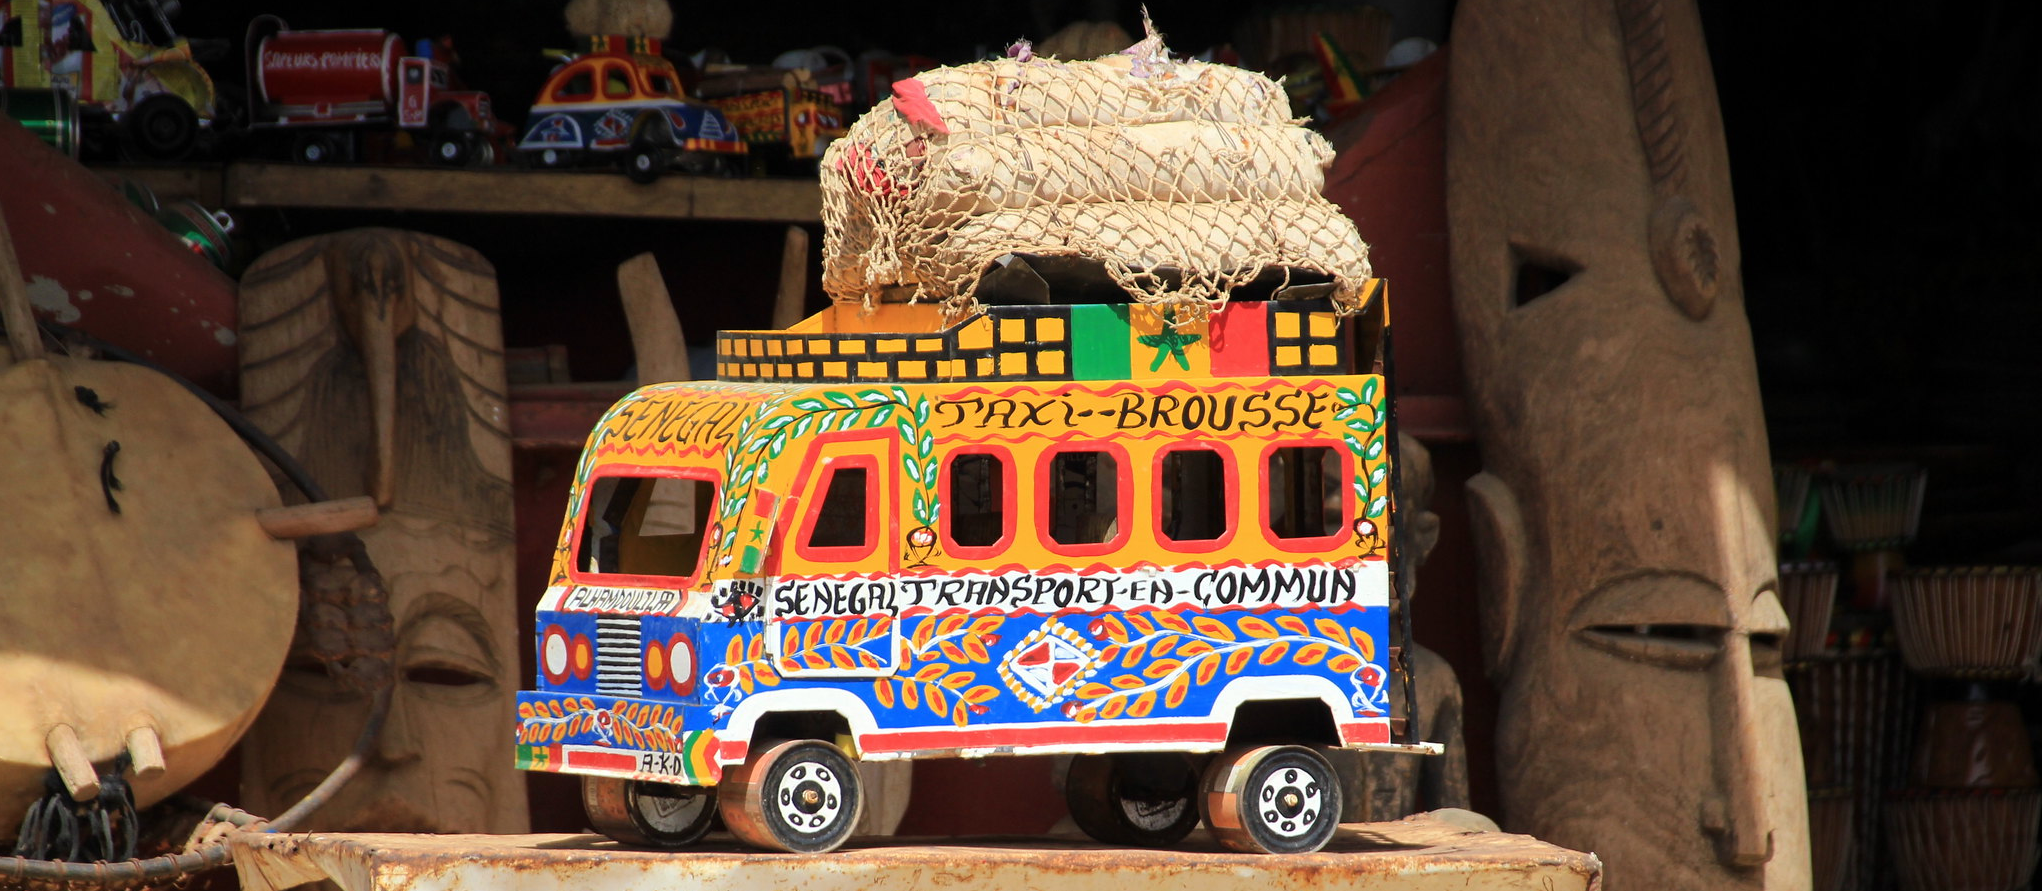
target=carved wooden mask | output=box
[1445,0,1807,887]
[236,230,527,833]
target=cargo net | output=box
[819,29,1373,318]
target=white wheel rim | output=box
[774,757,845,833]
[542,149,558,164]
[305,144,324,161]
[635,154,653,172]
[1253,763,1324,839]
[634,786,707,835]
[439,141,458,159]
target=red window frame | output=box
[550,63,596,102]
[1036,443,1134,558]
[600,61,635,99]
[1258,440,1352,553]
[565,464,722,589]
[1152,441,1239,554]
[939,445,1016,559]
[795,454,881,564]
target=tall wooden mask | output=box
[1445,0,1807,888]
[236,229,528,833]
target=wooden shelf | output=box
[89,162,822,223]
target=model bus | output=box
[514,285,1430,854]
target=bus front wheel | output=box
[719,739,863,853]
[1200,745,1342,854]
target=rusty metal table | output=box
[228,814,1600,891]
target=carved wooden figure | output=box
[236,229,528,833]
[1446,0,1808,888]
[1336,434,1470,821]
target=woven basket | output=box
[1780,561,1838,662]
[1886,788,2041,891]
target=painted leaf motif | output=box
[1100,698,1126,720]
[757,662,780,684]
[1111,675,1144,690]
[1276,616,1310,635]
[1336,386,1361,406]
[1129,693,1157,718]
[1143,658,1182,679]
[1257,642,1292,665]
[952,702,970,728]
[518,703,534,719]
[549,700,567,718]
[1096,644,1122,664]
[857,650,882,669]
[579,697,596,711]
[793,398,825,411]
[1294,643,1329,665]
[1073,707,1097,724]
[826,621,847,644]
[1166,673,1192,708]
[902,681,920,710]
[927,685,948,717]
[916,663,948,681]
[830,648,855,670]
[1366,435,1385,460]
[971,616,1003,634]
[939,640,968,662]
[963,637,989,662]
[1077,682,1114,699]
[965,685,1000,704]
[784,628,802,656]
[1367,496,1389,519]
[1354,630,1377,661]
[726,637,743,665]
[1191,617,1235,640]
[1152,635,1179,657]
[1098,615,1130,643]
[848,619,870,642]
[738,667,755,693]
[1155,612,1192,633]
[1178,640,1214,657]
[550,723,568,743]
[1314,618,1353,649]
[1238,616,1279,639]
[1329,654,1362,673]
[941,672,974,689]
[937,613,968,636]
[1224,648,1253,674]
[1128,613,1156,634]
[874,679,896,708]
[1121,641,1148,667]
[804,622,825,651]
[803,652,828,670]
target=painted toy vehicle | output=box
[518,35,746,182]
[698,68,846,174]
[244,16,503,165]
[0,0,217,158]
[516,285,1433,854]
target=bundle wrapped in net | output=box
[820,28,1373,316]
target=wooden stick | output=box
[772,225,810,330]
[45,725,99,801]
[0,203,45,363]
[256,496,380,539]
[616,253,691,384]
[125,726,166,778]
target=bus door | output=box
[768,432,900,678]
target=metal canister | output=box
[157,199,238,272]
[0,88,81,158]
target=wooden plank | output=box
[89,164,225,207]
[224,163,822,223]
[616,253,691,384]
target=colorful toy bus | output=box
[514,285,1431,854]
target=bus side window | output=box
[807,466,870,550]
[579,476,717,577]
[1048,450,1120,545]
[1160,448,1228,542]
[947,453,1005,548]
[1267,446,1344,539]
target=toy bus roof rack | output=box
[715,278,1385,386]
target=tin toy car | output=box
[515,285,1436,855]
[0,0,217,159]
[518,35,746,182]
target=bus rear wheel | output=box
[718,739,862,853]
[1200,745,1342,854]
[582,775,716,848]
[1065,753,1201,848]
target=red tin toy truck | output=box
[244,15,503,165]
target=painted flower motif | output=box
[1360,665,1384,687]
[704,667,735,688]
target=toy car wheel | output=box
[581,775,716,847]
[1199,745,1342,854]
[428,132,471,166]
[718,739,862,853]
[622,145,663,184]
[1065,753,1201,848]
[291,133,342,164]
[126,95,198,161]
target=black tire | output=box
[291,132,342,164]
[720,739,862,853]
[126,94,198,160]
[1065,753,1202,848]
[1201,745,1342,854]
[622,144,662,183]
[427,132,471,166]
[581,775,716,848]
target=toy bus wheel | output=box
[718,739,862,853]
[1199,745,1342,854]
[581,775,716,848]
[1065,753,1201,848]
[291,133,341,164]
[127,95,198,160]
[534,147,576,168]
[622,145,663,184]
